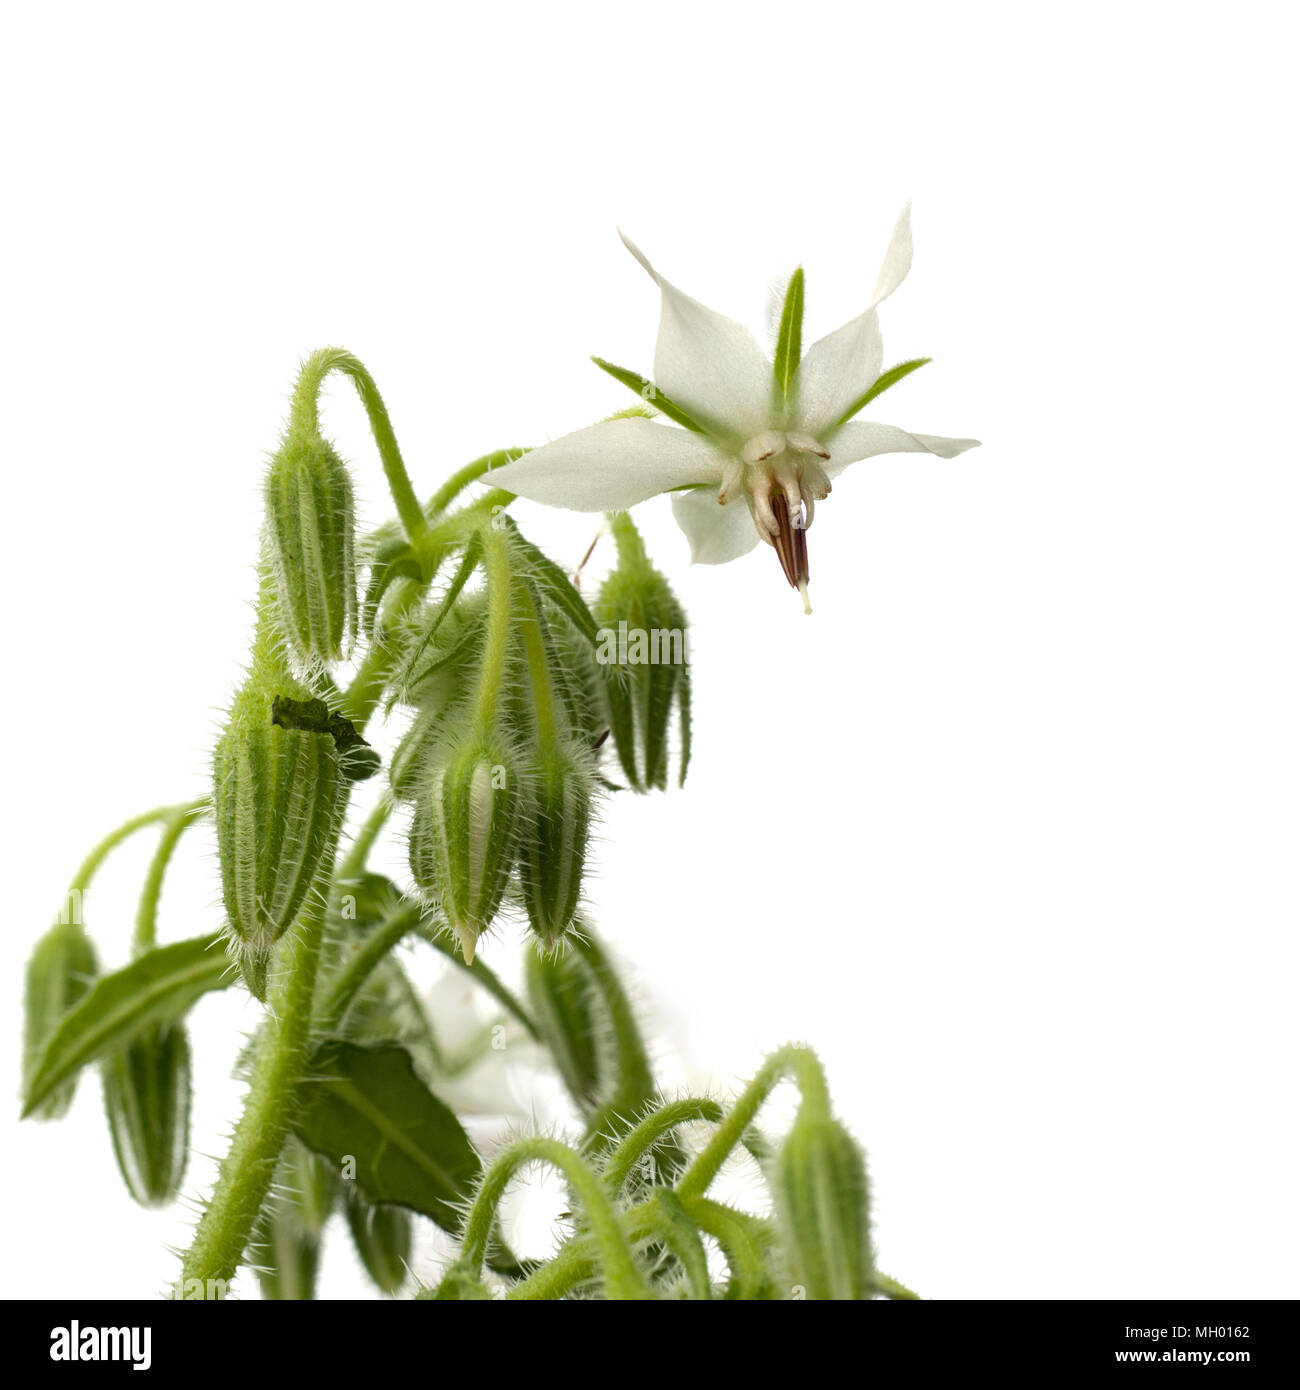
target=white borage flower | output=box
[487,203,979,612]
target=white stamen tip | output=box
[798,580,813,615]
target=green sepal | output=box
[504,520,600,646]
[772,267,805,400]
[835,357,932,427]
[591,358,706,433]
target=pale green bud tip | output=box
[264,430,358,666]
[409,740,519,964]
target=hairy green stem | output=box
[677,1044,830,1200]
[461,1137,649,1299]
[603,1097,723,1192]
[132,802,204,955]
[289,347,426,546]
[177,887,332,1294]
[427,447,526,518]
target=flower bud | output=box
[773,1107,872,1300]
[264,430,358,666]
[409,739,519,964]
[213,673,345,999]
[22,921,98,1120]
[517,748,594,952]
[592,515,691,791]
[253,1138,337,1300]
[102,1021,191,1207]
[524,945,600,1113]
[344,1193,411,1295]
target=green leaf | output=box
[22,934,230,1117]
[772,268,805,400]
[590,357,706,433]
[835,357,932,427]
[294,1040,481,1230]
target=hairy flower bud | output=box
[592,515,691,791]
[524,945,600,1113]
[409,739,519,963]
[344,1192,411,1295]
[774,1106,872,1300]
[253,1140,337,1301]
[517,748,594,952]
[102,1020,191,1207]
[264,430,358,666]
[22,921,98,1120]
[213,673,346,999]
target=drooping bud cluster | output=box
[213,664,356,998]
[592,512,691,791]
[263,429,358,668]
[391,519,607,962]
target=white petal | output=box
[825,420,981,478]
[485,418,725,511]
[871,200,914,309]
[670,488,762,565]
[793,308,883,438]
[620,232,773,440]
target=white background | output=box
[2,1,1296,1300]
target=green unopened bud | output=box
[264,430,358,666]
[102,1020,191,1207]
[517,748,594,952]
[345,1194,411,1295]
[409,740,519,964]
[22,920,98,1120]
[214,672,345,999]
[253,1138,337,1300]
[524,945,600,1113]
[592,514,691,791]
[774,1106,872,1300]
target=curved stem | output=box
[289,348,426,546]
[318,902,421,1031]
[680,1196,774,1300]
[677,1044,830,1200]
[178,886,333,1293]
[603,1097,722,1193]
[460,1137,649,1300]
[427,447,527,518]
[471,524,514,739]
[132,802,204,955]
[68,803,193,898]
